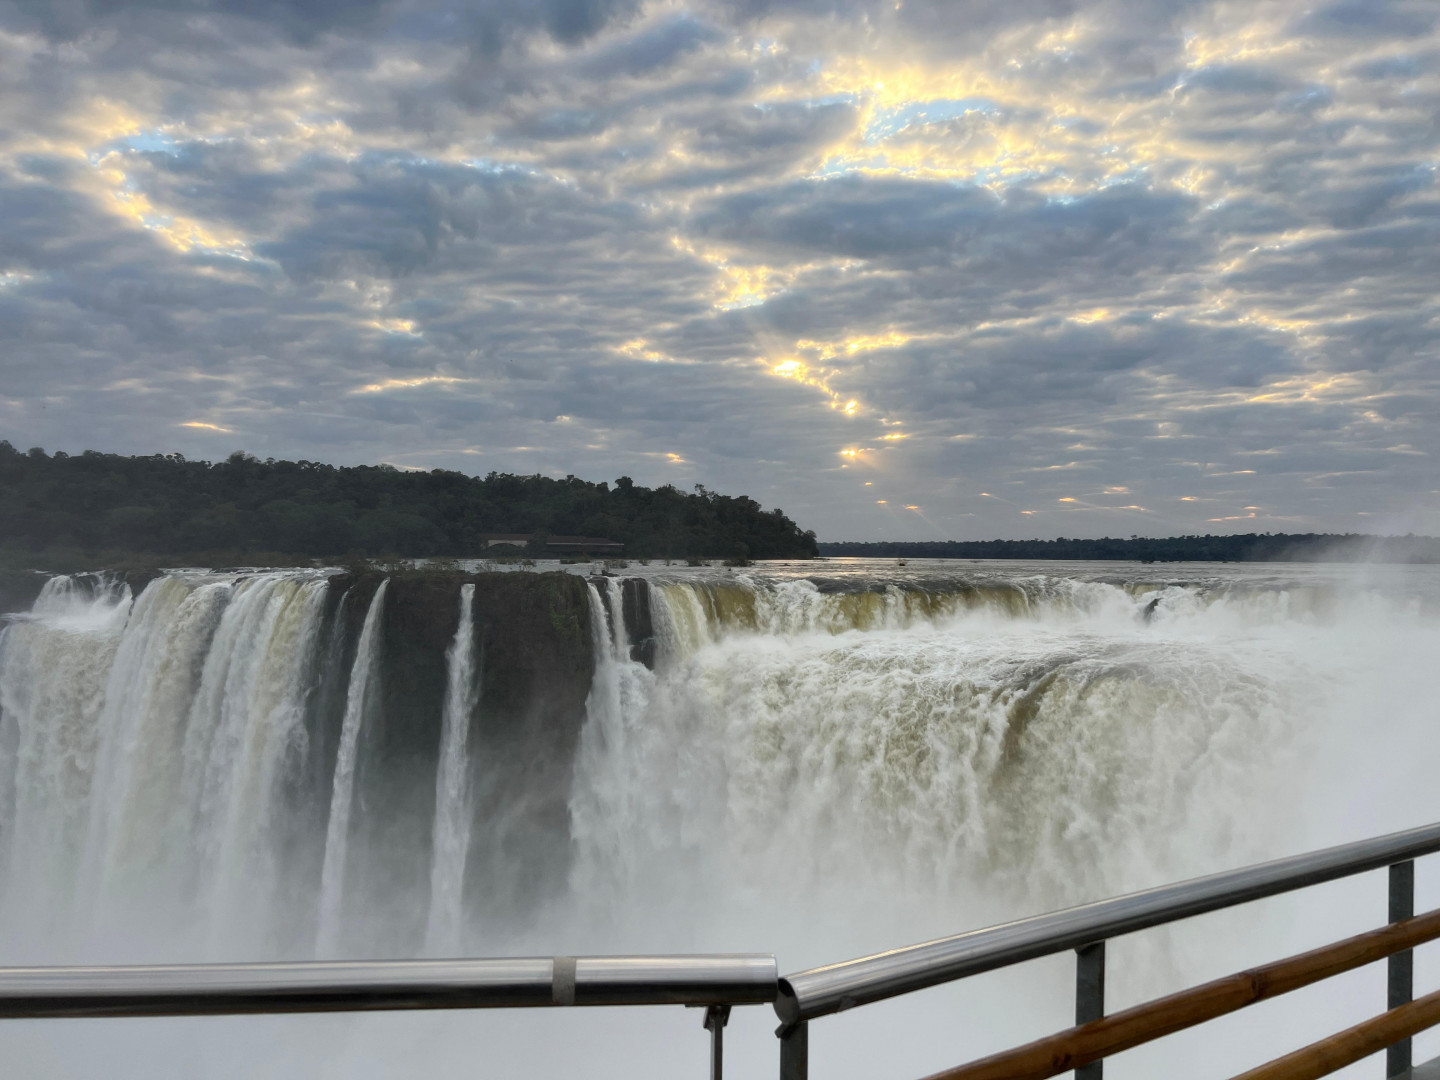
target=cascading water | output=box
[0,571,343,960]
[424,582,478,955]
[572,572,1319,939]
[317,577,388,958]
[0,575,131,942]
[1,559,1439,1078]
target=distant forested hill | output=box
[0,442,817,561]
[819,535,1440,563]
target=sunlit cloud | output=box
[795,331,913,361]
[91,150,254,257]
[350,376,472,395]
[715,264,790,310]
[617,340,679,363]
[767,358,865,417]
[179,421,233,433]
[370,318,421,336]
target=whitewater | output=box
[1,558,1438,1078]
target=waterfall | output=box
[316,578,388,956]
[0,575,132,939]
[567,580,659,929]
[4,558,1440,1080]
[80,575,231,933]
[0,570,338,959]
[424,583,478,954]
[563,569,1418,956]
[195,576,329,950]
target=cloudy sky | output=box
[1,0,1437,540]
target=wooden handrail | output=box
[922,907,1440,1080]
[1231,987,1440,1080]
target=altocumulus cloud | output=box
[0,0,1437,539]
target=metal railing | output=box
[5,823,1440,1079]
[0,954,776,1079]
[774,820,1440,1079]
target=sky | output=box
[0,0,1437,541]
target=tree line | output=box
[818,535,1440,563]
[0,442,819,562]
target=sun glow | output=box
[766,357,864,417]
[99,164,252,254]
[795,331,912,361]
[617,339,674,363]
[351,375,470,394]
[370,318,420,336]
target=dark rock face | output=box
[351,574,462,950]
[621,577,657,669]
[303,570,595,947]
[0,570,50,616]
[465,572,594,928]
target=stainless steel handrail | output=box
[9,822,1440,1080]
[777,821,1440,1025]
[0,954,777,1019]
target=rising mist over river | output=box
[2,559,1439,1078]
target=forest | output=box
[819,534,1440,563]
[0,443,819,563]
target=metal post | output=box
[1075,940,1105,1080]
[779,1020,808,1080]
[704,1004,730,1080]
[1389,860,1415,1078]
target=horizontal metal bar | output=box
[571,956,776,1006]
[777,821,1440,1025]
[0,954,777,1019]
